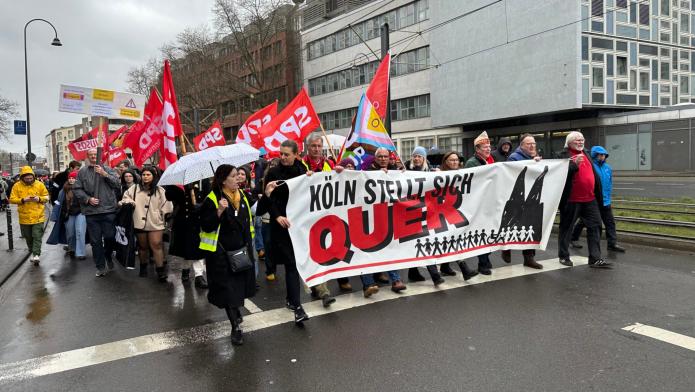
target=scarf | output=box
[222,189,241,211]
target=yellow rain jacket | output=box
[9,166,49,225]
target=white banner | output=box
[286,160,568,286]
[58,84,146,121]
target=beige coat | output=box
[121,185,173,231]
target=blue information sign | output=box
[14,120,27,135]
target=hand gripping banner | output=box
[285,160,568,286]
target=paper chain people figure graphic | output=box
[414,226,536,257]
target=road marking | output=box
[655,183,684,186]
[614,182,634,185]
[613,187,645,191]
[244,299,262,314]
[623,323,695,352]
[0,257,588,383]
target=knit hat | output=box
[68,171,78,179]
[564,131,584,148]
[474,131,490,146]
[412,146,427,157]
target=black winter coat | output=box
[554,148,603,209]
[491,137,512,163]
[199,189,256,309]
[166,182,208,261]
[263,159,306,265]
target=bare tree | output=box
[0,95,19,141]
[126,58,160,95]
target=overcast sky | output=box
[0,0,214,155]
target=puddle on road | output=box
[25,287,51,324]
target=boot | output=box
[181,268,191,283]
[523,253,543,269]
[231,320,243,346]
[458,261,478,281]
[139,263,148,277]
[374,273,389,284]
[156,266,167,282]
[431,272,445,286]
[440,263,457,276]
[501,250,511,263]
[194,275,208,288]
[408,268,426,282]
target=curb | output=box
[0,219,50,288]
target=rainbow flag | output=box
[339,94,397,169]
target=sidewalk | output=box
[0,207,49,286]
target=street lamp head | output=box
[51,37,62,46]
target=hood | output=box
[590,146,609,160]
[496,137,512,153]
[19,166,35,177]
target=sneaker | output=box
[559,258,573,267]
[95,268,107,277]
[31,255,40,265]
[589,259,613,269]
[433,277,445,286]
[363,285,379,298]
[294,307,309,324]
[266,273,276,281]
[478,268,492,275]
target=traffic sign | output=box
[14,120,27,135]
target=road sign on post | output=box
[13,120,27,135]
[58,85,146,121]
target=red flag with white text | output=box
[365,52,391,121]
[68,124,103,161]
[235,101,277,147]
[256,89,320,157]
[122,88,164,167]
[107,147,127,167]
[194,120,226,151]
[160,60,182,170]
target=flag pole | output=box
[319,123,338,160]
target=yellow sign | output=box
[93,89,115,101]
[63,92,83,100]
[119,108,141,119]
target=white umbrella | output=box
[158,143,260,186]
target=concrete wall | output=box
[430,0,582,127]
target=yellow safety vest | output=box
[302,159,332,172]
[199,191,255,252]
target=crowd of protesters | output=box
[0,129,626,347]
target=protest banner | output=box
[285,160,568,286]
[59,84,146,121]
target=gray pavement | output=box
[612,176,695,199]
[0,235,694,391]
[0,207,32,286]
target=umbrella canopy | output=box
[158,143,260,186]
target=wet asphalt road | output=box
[0,230,694,391]
[612,176,695,199]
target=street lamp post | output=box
[24,18,62,165]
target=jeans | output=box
[254,216,264,251]
[571,204,618,247]
[86,213,117,270]
[20,223,44,256]
[65,214,87,257]
[558,200,602,261]
[360,270,401,288]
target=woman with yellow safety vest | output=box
[199,164,256,346]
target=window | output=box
[390,94,430,121]
[591,0,603,16]
[592,52,605,62]
[400,139,415,159]
[592,37,613,50]
[640,72,650,91]
[593,67,604,87]
[639,3,650,25]
[661,0,670,16]
[616,41,628,51]
[617,0,628,8]
[617,56,628,75]
[617,81,629,90]
[592,93,605,103]
[660,62,670,79]
[617,94,637,104]
[681,75,689,95]
[418,137,434,151]
[630,69,637,90]
[639,44,658,56]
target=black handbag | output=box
[221,245,253,273]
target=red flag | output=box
[257,88,320,156]
[67,125,101,161]
[101,125,128,164]
[193,120,226,151]
[365,52,391,120]
[106,147,127,167]
[235,101,277,147]
[160,60,182,169]
[122,88,164,167]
